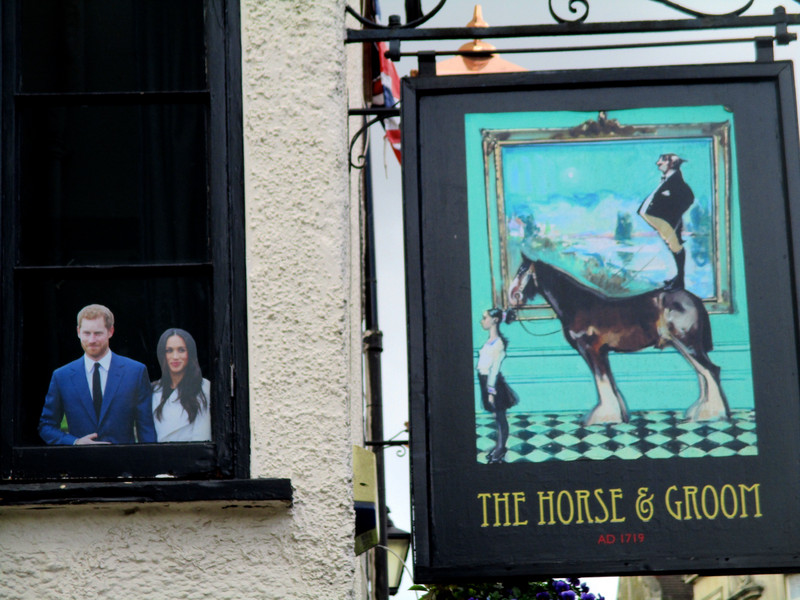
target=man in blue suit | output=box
[39,304,156,445]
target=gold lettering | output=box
[701,485,719,519]
[512,492,528,526]
[665,485,683,520]
[683,486,701,520]
[494,493,511,526]
[574,489,593,524]
[478,493,492,527]
[610,488,626,523]
[593,489,610,524]
[557,490,574,524]
[635,487,655,522]
[720,484,738,519]
[664,483,761,521]
[538,491,556,525]
[739,483,762,518]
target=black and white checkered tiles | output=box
[476,409,757,463]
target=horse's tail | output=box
[699,298,713,352]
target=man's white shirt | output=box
[83,351,112,396]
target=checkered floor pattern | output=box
[476,409,757,463]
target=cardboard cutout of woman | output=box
[151,328,211,442]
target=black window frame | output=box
[0,0,253,487]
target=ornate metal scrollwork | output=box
[548,0,758,23]
[549,0,590,24]
[345,0,447,29]
[349,116,381,170]
[650,0,756,18]
[348,110,400,170]
[365,435,409,457]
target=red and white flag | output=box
[372,41,401,163]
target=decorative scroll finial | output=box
[461,5,496,55]
[467,5,489,28]
[549,0,590,24]
[434,5,527,75]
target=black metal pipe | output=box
[347,11,800,43]
[364,440,409,447]
[363,146,390,600]
[388,35,780,58]
[349,107,401,117]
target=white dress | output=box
[477,337,505,391]
[152,378,211,442]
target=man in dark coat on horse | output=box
[638,153,694,290]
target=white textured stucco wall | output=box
[0,1,363,598]
[242,0,361,597]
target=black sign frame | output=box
[402,62,800,582]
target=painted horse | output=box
[508,256,730,426]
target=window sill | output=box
[0,478,292,506]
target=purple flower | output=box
[569,578,581,588]
[561,591,577,600]
[537,592,551,600]
[581,593,596,600]
[581,584,590,593]
[554,581,570,593]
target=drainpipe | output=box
[363,148,389,600]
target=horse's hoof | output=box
[582,411,623,426]
[684,402,729,422]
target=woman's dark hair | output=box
[153,328,207,424]
[487,307,516,349]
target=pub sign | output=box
[402,63,800,581]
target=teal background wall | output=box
[465,107,754,415]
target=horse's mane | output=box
[533,259,660,303]
[533,260,614,302]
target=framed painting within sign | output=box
[468,105,750,458]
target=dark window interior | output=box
[18,103,209,266]
[19,0,205,93]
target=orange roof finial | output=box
[459,4,496,57]
[467,5,489,28]
[433,5,527,75]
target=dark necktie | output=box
[92,362,103,418]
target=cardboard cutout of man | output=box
[638,153,695,290]
[38,304,156,445]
